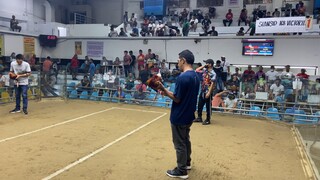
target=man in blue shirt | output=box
[159,49,200,179]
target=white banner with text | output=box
[256,17,313,33]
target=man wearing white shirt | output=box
[269,79,284,101]
[266,65,279,84]
[221,56,230,83]
[280,65,295,80]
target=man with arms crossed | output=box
[9,54,31,115]
[159,50,200,179]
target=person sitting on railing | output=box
[236,27,245,36]
[129,13,137,29]
[10,15,21,32]
[130,26,139,37]
[201,16,211,33]
[269,79,284,102]
[189,16,198,32]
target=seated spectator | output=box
[201,16,211,32]
[265,12,272,18]
[130,26,139,37]
[207,26,218,36]
[139,65,151,84]
[133,78,147,102]
[118,28,128,37]
[114,86,125,99]
[242,83,255,99]
[10,15,21,32]
[108,26,118,37]
[232,67,242,80]
[212,90,228,109]
[238,8,248,26]
[189,16,198,32]
[236,27,245,36]
[224,93,238,112]
[129,13,137,28]
[223,9,233,27]
[265,65,279,84]
[269,79,284,102]
[226,75,240,95]
[150,63,160,75]
[76,75,91,93]
[125,73,135,90]
[160,62,170,81]
[255,77,268,92]
[168,64,181,83]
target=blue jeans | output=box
[14,85,28,110]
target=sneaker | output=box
[193,117,202,123]
[166,167,188,179]
[9,109,21,113]
[186,165,192,170]
[23,109,28,115]
[202,120,211,125]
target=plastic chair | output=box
[249,106,261,117]
[293,110,307,124]
[80,91,89,99]
[266,107,281,120]
[124,94,133,103]
[90,91,99,101]
[169,83,176,91]
[69,90,78,99]
[310,111,320,124]
[67,82,76,92]
[101,92,110,102]
[155,97,167,107]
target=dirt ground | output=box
[0,99,309,180]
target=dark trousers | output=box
[223,19,233,26]
[197,94,211,118]
[14,85,28,110]
[124,65,131,77]
[171,123,192,171]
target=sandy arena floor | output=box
[0,99,310,180]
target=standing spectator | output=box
[255,65,266,81]
[137,50,145,71]
[296,69,309,80]
[123,11,129,33]
[232,67,242,80]
[139,65,151,85]
[266,65,279,84]
[242,65,255,81]
[42,56,52,82]
[158,50,200,179]
[194,59,216,125]
[280,65,295,90]
[272,8,280,17]
[88,59,96,83]
[245,17,257,36]
[221,56,230,82]
[10,15,21,32]
[28,54,36,71]
[129,13,136,28]
[213,60,224,92]
[129,50,136,77]
[182,19,190,36]
[123,51,132,77]
[70,54,79,80]
[10,52,16,62]
[223,9,233,26]
[9,54,31,114]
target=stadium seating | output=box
[90,91,99,101]
[101,92,110,102]
[249,106,261,117]
[69,90,78,99]
[79,91,89,99]
[266,107,281,120]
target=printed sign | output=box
[0,34,4,56]
[24,37,35,55]
[75,41,82,55]
[87,41,103,58]
[256,17,309,33]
